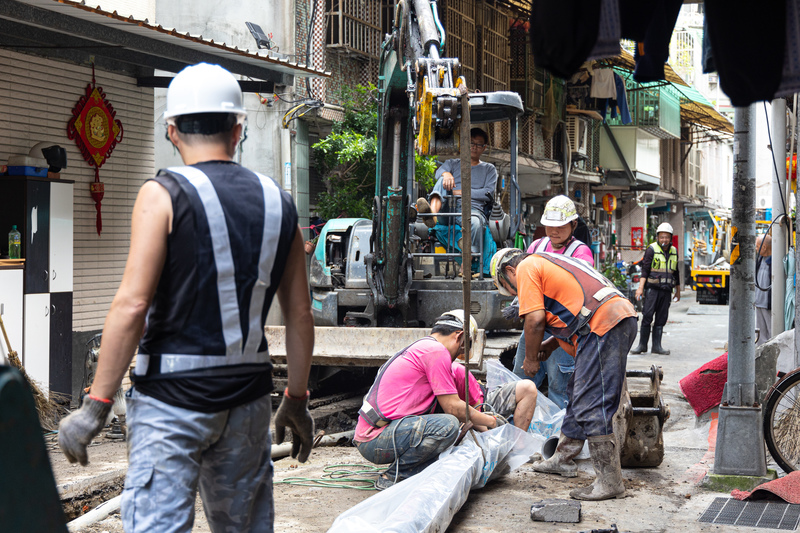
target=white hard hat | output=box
[164,63,246,121]
[436,310,479,355]
[490,247,524,296]
[656,222,674,235]
[541,195,579,227]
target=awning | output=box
[0,0,330,85]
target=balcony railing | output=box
[325,0,382,59]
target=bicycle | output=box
[763,367,800,473]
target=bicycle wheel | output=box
[763,368,800,473]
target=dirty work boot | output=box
[416,198,437,228]
[629,324,650,354]
[570,434,626,501]
[651,326,670,355]
[532,433,584,478]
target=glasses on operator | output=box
[470,142,486,149]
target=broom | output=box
[0,313,66,430]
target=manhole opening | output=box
[699,497,800,530]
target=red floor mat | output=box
[679,352,728,416]
[732,471,800,504]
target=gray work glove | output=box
[493,413,509,427]
[274,389,315,462]
[58,395,113,465]
[502,297,520,321]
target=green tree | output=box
[313,84,437,220]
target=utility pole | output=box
[713,104,768,477]
[771,99,786,338]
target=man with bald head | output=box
[755,234,773,346]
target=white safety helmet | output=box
[541,195,579,227]
[656,222,674,235]
[490,247,524,296]
[436,310,479,354]
[164,63,247,123]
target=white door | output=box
[24,293,50,396]
[0,269,24,365]
[49,182,73,292]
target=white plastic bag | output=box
[484,359,565,439]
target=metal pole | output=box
[713,104,767,477]
[771,99,786,337]
[459,87,472,424]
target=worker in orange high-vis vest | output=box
[490,248,637,501]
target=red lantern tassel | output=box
[90,169,105,236]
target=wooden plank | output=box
[265,326,485,367]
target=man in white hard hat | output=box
[354,310,504,490]
[511,195,594,409]
[58,63,314,532]
[631,222,680,355]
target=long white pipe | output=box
[67,495,122,532]
[272,430,355,459]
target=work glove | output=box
[493,413,509,427]
[274,388,315,462]
[58,395,113,466]
[502,297,520,321]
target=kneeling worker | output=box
[490,248,637,500]
[451,361,538,431]
[354,311,503,490]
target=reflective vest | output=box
[134,165,288,377]
[646,242,678,290]
[533,236,584,257]
[534,252,624,341]
[358,337,439,428]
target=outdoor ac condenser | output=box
[566,115,589,157]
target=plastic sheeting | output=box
[327,424,540,533]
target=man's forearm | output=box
[90,300,148,399]
[284,311,314,397]
[523,314,546,362]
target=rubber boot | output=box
[651,326,670,355]
[629,325,650,354]
[570,434,626,501]
[532,433,584,478]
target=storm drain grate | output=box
[699,497,800,530]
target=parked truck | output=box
[690,212,731,305]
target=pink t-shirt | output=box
[527,237,595,266]
[451,362,483,406]
[355,337,458,442]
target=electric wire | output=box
[274,464,383,491]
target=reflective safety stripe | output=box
[242,172,283,355]
[168,166,242,355]
[564,239,582,256]
[135,352,270,374]
[535,237,551,253]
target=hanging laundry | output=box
[776,0,800,98]
[591,69,617,99]
[627,0,683,83]
[704,0,785,106]
[530,0,602,79]
[601,73,632,125]
[588,0,621,61]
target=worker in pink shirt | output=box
[511,195,594,409]
[353,311,503,491]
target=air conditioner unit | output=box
[697,184,707,197]
[566,116,589,157]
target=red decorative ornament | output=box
[67,63,123,235]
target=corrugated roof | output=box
[9,0,330,81]
[602,50,732,135]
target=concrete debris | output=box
[530,498,581,523]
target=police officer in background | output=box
[631,222,680,355]
[58,63,314,532]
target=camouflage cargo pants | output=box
[122,388,274,533]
